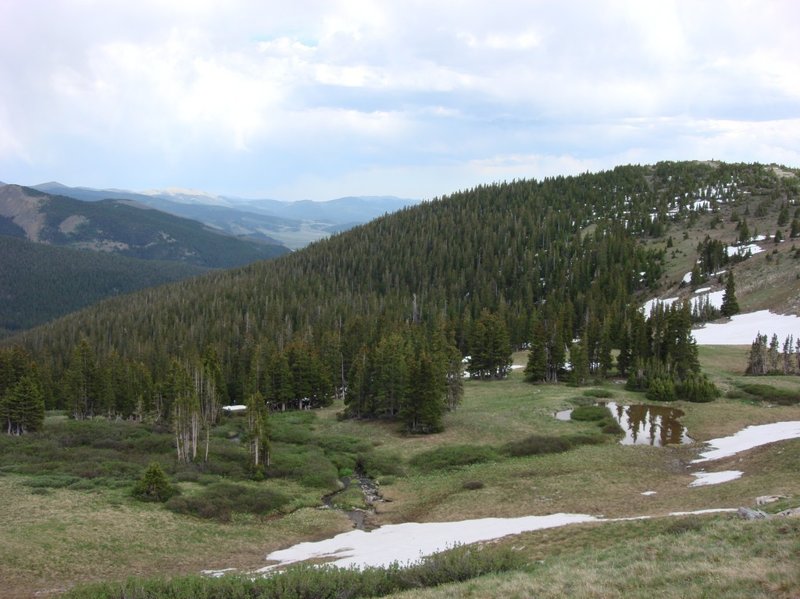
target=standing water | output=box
[555,402,691,446]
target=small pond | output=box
[555,401,691,447]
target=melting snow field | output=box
[692,310,800,345]
[692,421,800,463]
[259,513,600,571]
[690,470,743,487]
[257,509,738,572]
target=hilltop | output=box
[8,161,800,391]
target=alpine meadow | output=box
[1,160,800,597]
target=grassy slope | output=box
[648,194,800,316]
[1,352,799,597]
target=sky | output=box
[1,0,798,201]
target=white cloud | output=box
[0,0,798,197]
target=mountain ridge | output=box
[31,181,418,248]
[0,184,289,268]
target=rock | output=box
[737,507,769,520]
[776,507,800,518]
[756,495,786,506]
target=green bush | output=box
[677,374,719,403]
[268,446,339,489]
[582,388,614,399]
[165,482,288,521]
[738,383,800,405]
[409,445,499,473]
[131,462,177,503]
[62,543,524,599]
[22,474,81,489]
[502,435,572,457]
[570,405,610,421]
[646,376,677,402]
[357,450,405,477]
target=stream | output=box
[322,470,384,530]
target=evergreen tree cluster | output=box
[624,302,717,402]
[746,333,800,376]
[344,323,462,434]
[6,161,791,427]
[0,347,45,434]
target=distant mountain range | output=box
[0,184,289,268]
[32,182,419,249]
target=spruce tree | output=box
[720,271,740,317]
[132,462,176,502]
[403,353,443,434]
[1,374,44,435]
[524,317,548,383]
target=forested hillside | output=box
[0,185,289,268]
[0,235,207,337]
[6,161,796,416]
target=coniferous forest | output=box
[2,161,798,437]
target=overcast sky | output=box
[0,0,798,201]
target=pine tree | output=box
[745,334,768,375]
[1,374,44,435]
[132,462,176,502]
[403,353,444,434]
[524,316,548,383]
[720,271,740,317]
[64,339,97,420]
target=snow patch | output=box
[641,491,657,496]
[642,296,678,314]
[256,509,742,573]
[692,310,800,345]
[689,470,743,487]
[726,243,764,257]
[259,513,600,571]
[692,421,800,463]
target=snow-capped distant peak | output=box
[142,187,219,199]
[140,187,234,207]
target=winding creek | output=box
[321,471,384,531]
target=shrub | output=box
[409,445,499,473]
[570,405,610,421]
[131,462,177,503]
[582,388,614,399]
[23,474,81,489]
[165,482,288,521]
[62,543,524,599]
[503,435,572,457]
[646,377,677,402]
[357,450,405,477]
[677,374,719,403]
[738,383,800,405]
